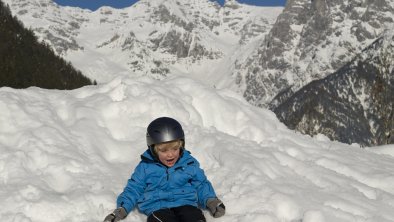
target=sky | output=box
[1,74,394,222]
[53,0,287,11]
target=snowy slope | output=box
[1,76,394,222]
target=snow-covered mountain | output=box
[3,0,282,87]
[233,0,393,146]
[239,0,394,107]
[274,29,394,146]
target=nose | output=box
[167,150,175,157]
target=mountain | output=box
[238,0,394,108]
[0,0,94,89]
[274,29,394,146]
[2,0,282,86]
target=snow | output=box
[1,76,394,222]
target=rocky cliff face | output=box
[274,29,394,146]
[7,0,86,55]
[238,0,394,108]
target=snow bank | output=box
[1,76,394,222]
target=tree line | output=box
[0,1,96,89]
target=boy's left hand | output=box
[207,198,225,218]
[103,207,127,222]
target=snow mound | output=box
[1,76,394,222]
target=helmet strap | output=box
[148,145,158,160]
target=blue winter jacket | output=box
[116,149,217,216]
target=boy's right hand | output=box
[103,207,127,222]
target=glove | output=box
[206,198,225,218]
[103,207,127,222]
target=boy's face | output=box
[155,140,181,167]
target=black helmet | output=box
[146,117,185,148]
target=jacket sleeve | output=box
[116,162,147,213]
[190,159,217,209]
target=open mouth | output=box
[166,158,175,165]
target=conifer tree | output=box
[0,0,95,89]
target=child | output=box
[104,117,225,222]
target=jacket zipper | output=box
[166,168,169,180]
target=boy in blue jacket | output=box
[104,117,225,222]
